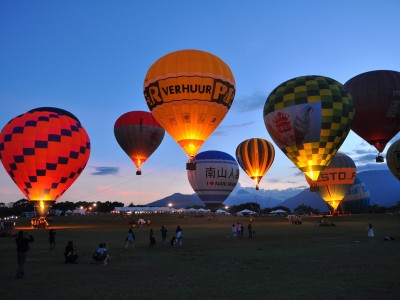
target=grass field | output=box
[1,213,399,300]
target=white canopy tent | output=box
[237,209,257,216]
[270,209,287,214]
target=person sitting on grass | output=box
[93,242,109,265]
[64,241,78,264]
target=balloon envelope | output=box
[187,150,239,209]
[0,107,91,215]
[306,152,356,210]
[337,176,370,213]
[114,111,165,174]
[387,139,400,180]
[144,49,235,160]
[344,70,400,153]
[235,138,275,190]
[264,75,354,181]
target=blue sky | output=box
[0,0,399,206]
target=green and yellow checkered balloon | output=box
[263,75,354,181]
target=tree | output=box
[230,202,260,214]
[262,205,291,214]
[294,204,320,215]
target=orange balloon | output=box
[0,107,90,215]
[143,49,235,161]
[235,138,275,190]
[306,153,356,210]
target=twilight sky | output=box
[0,0,399,206]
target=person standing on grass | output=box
[125,228,135,249]
[248,223,253,239]
[367,223,374,243]
[149,228,156,247]
[175,226,183,247]
[15,231,34,279]
[161,225,168,246]
[49,228,56,251]
[231,224,237,239]
[236,222,241,238]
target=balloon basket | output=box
[375,155,384,163]
[136,170,142,175]
[186,162,196,170]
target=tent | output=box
[215,209,230,215]
[237,209,257,216]
[270,209,287,214]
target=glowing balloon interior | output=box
[187,150,239,209]
[114,111,165,175]
[306,153,356,210]
[235,138,275,190]
[264,75,354,181]
[0,107,91,216]
[143,49,235,162]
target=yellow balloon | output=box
[143,49,235,160]
[264,75,354,181]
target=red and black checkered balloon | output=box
[0,107,91,203]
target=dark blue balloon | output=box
[338,177,370,213]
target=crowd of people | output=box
[13,217,384,279]
[231,222,254,239]
[13,221,187,279]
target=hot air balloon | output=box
[305,153,356,211]
[187,150,239,209]
[264,75,354,181]
[114,111,165,175]
[344,70,400,162]
[387,139,400,180]
[143,49,235,170]
[338,176,370,213]
[0,107,90,216]
[235,138,275,190]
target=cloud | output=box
[213,121,256,135]
[231,92,266,113]
[357,162,389,172]
[354,148,374,155]
[90,166,120,176]
[353,153,379,165]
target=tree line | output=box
[0,199,124,218]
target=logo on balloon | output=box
[144,77,235,109]
[265,102,322,148]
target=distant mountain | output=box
[147,186,302,209]
[281,189,329,213]
[146,170,400,210]
[148,193,204,208]
[357,170,400,207]
[223,189,282,208]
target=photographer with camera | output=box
[15,231,34,279]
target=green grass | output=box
[1,214,399,300]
